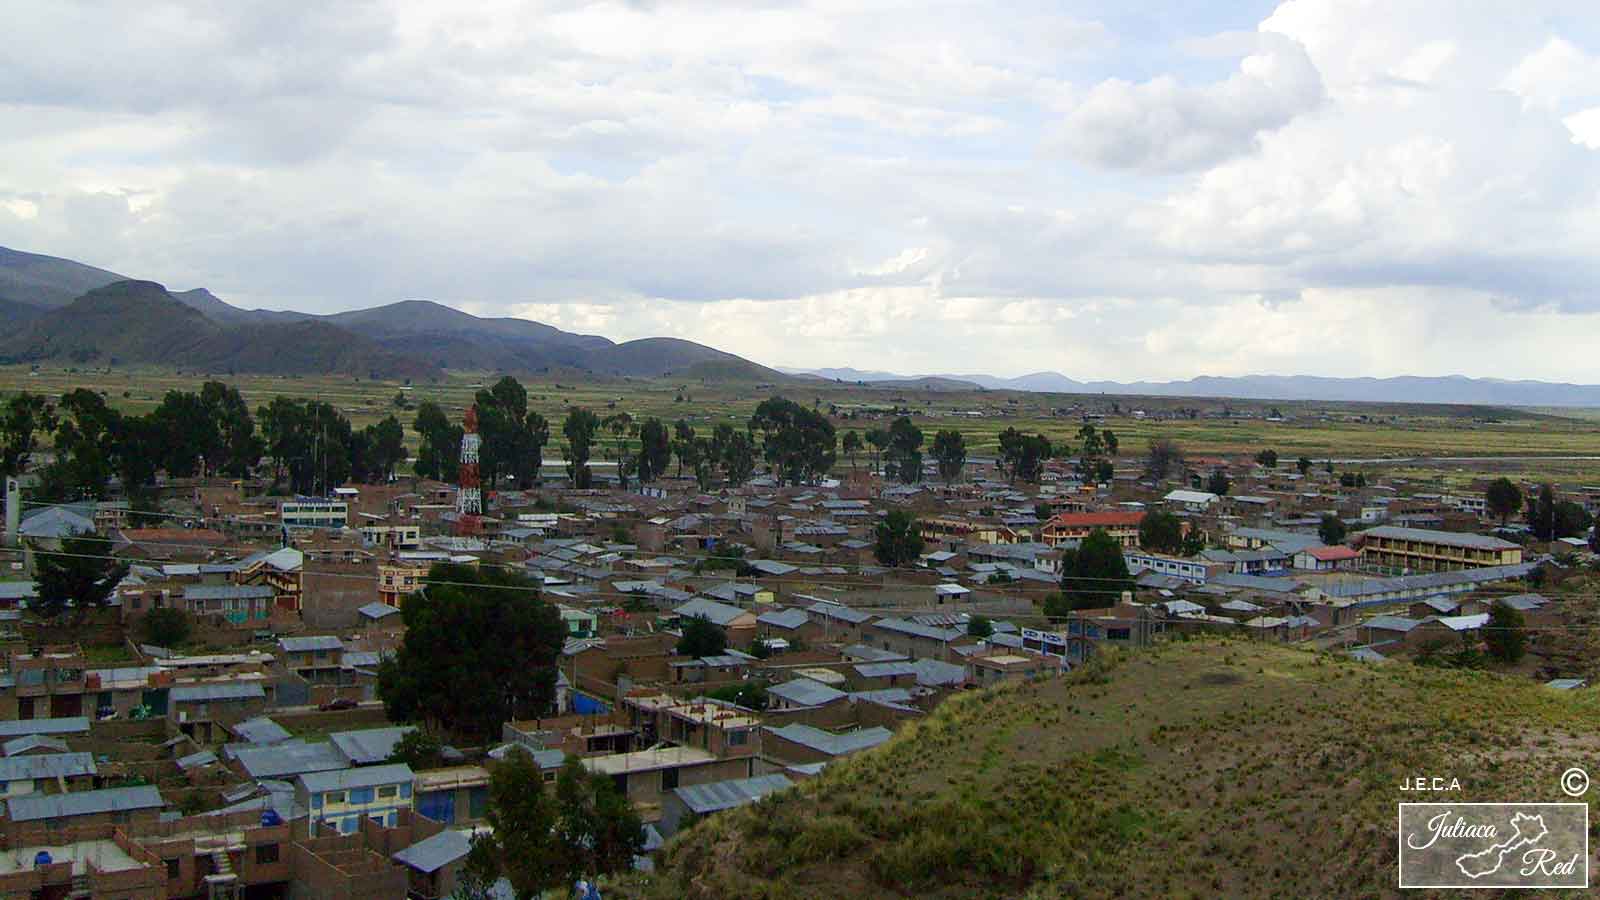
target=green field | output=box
[3,364,1599,482]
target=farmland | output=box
[2,364,1598,484]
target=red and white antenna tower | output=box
[455,405,483,535]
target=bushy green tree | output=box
[886,417,923,484]
[32,533,128,621]
[1485,477,1522,526]
[0,392,56,478]
[139,607,191,648]
[1138,510,1186,554]
[387,728,445,771]
[750,396,836,485]
[1318,514,1347,546]
[998,428,1051,483]
[874,509,925,567]
[378,564,564,742]
[563,407,601,489]
[677,615,728,658]
[1057,528,1133,611]
[1483,602,1527,664]
[931,429,966,483]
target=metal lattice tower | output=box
[455,404,483,534]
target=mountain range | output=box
[0,245,781,381]
[8,243,1600,405]
[782,366,1600,407]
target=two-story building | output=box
[1040,511,1145,549]
[297,763,415,835]
[1356,526,1524,573]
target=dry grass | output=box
[618,639,1600,899]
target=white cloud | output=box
[2,1,1600,382]
[1054,32,1323,172]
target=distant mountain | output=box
[0,246,130,308]
[0,244,783,382]
[780,367,1600,407]
[0,280,439,379]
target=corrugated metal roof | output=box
[330,726,415,766]
[763,724,891,757]
[1360,525,1519,551]
[756,608,809,630]
[279,635,344,652]
[768,678,847,707]
[393,828,472,873]
[672,774,794,814]
[6,785,163,822]
[298,763,413,794]
[232,740,350,780]
[230,717,292,745]
[673,597,749,627]
[171,682,266,703]
[0,752,95,781]
[0,718,89,738]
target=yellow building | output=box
[1356,526,1523,573]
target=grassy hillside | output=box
[629,640,1600,899]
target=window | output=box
[660,766,679,791]
[350,787,375,804]
[325,791,346,805]
[727,729,749,747]
[164,858,180,879]
[377,785,398,800]
[255,843,279,865]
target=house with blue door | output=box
[296,763,414,835]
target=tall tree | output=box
[719,429,757,486]
[865,428,888,476]
[1145,438,1185,480]
[378,564,564,742]
[148,390,220,477]
[672,420,697,478]
[563,407,600,489]
[1485,478,1522,526]
[31,533,128,621]
[874,509,925,567]
[43,389,122,500]
[1056,528,1134,611]
[997,428,1051,483]
[1524,483,1588,541]
[885,416,924,484]
[0,393,56,479]
[1297,456,1313,475]
[1138,510,1185,554]
[200,381,262,477]
[412,401,463,482]
[359,415,407,481]
[931,429,966,483]
[1318,513,1347,546]
[552,757,646,886]
[473,747,562,898]
[1254,449,1279,469]
[1206,469,1231,496]
[841,430,862,471]
[676,615,728,657]
[750,397,836,485]
[1483,601,1527,664]
[636,418,672,484]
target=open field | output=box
[3,364,1599,482]
[624,639,1600,899]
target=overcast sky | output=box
[5,1,1600,382]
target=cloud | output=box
[2,1,1600,382]
[1053,32,1323,172]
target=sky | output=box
[4,1,1600,382]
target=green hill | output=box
[630,640,1599,899]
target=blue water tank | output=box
[261,809,283,827]
[33,851,52,867]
